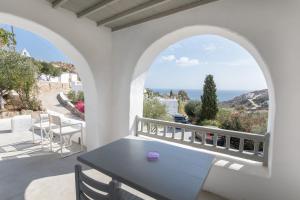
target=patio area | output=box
[0,127,225,200]
[0,0,299,199]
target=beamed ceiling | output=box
[47,0,218,31]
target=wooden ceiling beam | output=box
[97,0,168,26]
[77,0,117,18]
[111,0,218,31]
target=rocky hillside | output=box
[51,61,76,73]
[220,89,269,110]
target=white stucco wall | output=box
[111,0,300,200]
[0,0,113,150]
[1,0,300,199]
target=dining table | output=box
[77,138,215,200]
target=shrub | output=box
[184,100,201,124]
[220,112,244,131]
[67,91,77,103]
[67,90,84,104]
[75,101,84,113]
[143,98,171,121]
[0,50,40,110]
[77,91,84,102]
[200,119,221,127]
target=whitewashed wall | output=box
[71,81,83,93]
[1,0,300,199]
[111,0,300,200]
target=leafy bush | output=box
[77,91,84,102]
[67,91,76,103]
[75,101,84,113]
[184,100,201,124]
[200,119,221,127]
[143,98,171,121]
[0,50,40,110]
[220,112,244,131]
[38,61,62,81]
[67,90,84,104]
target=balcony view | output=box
[0,0,298,200]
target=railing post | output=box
[191,131,195,143]
[239,138,244,152]
[155,124,158,135]
[226,136,230,150]
[213,134,218,147]
[263,133,270,166]
[172,127,175,139]
[135,116,139,136]
[181,128,185,141]
[254,141,259,155]
[163,126,167,137]
[147,122,150,134]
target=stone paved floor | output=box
[0,130,226,200]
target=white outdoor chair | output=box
[49,114,83,157]
[31,112,54,149]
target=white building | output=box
[20,48,31,57]
[157,97,178,116]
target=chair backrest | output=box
[39,113,49,123]
[75,164,118,200]
[31,112,49,123]
[49,114,62,126]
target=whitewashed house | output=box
[20,48,31,57]
[157,97,178,116]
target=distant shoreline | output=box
[149,88,266,102]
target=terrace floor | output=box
[0,127,226,200]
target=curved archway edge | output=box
[130,25,275,167]
[0,12,100,149]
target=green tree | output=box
[0,28,16,48]
[39,62,62,81]
[200,75,218,120]
[0,50,40,110]
[184,100,201,124]
[143,98,170,120]
[177,90,189,101]
[169,90,174,98]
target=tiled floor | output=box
[0,130,226,200]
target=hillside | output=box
[51,61,76,73]
[220,89,269,110]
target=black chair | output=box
[75,165,143,200]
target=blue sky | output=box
[1,25,267,91]
[145,35,267,91]
[0,24,70,62]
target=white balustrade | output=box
[135,116,270,166]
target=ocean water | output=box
[151,89,249,102]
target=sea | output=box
[151,89,250,102]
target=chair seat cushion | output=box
[51,126,81,135]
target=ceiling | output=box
[47,0,218,31]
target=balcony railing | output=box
[135,116,270,166]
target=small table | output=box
[77,138,214,200]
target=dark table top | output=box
[77,138,214,200]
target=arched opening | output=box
[130,26,275,166]
[0,12,99,149]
